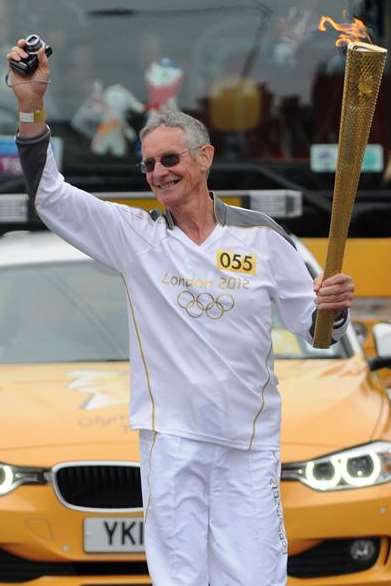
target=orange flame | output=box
[318,15,372,46]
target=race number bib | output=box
[216,249,256,275]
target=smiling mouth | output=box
[157,179,181,190]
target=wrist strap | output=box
[5,71,50,88]
[19,109,46,123]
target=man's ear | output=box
[198,144,215,173]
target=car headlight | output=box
[0,463,49,496]
[282,442,391,491]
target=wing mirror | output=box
[369,322,391,371]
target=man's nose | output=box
[152,160,170,177]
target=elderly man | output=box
[7,40,354,586]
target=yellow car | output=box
[0,230,391,586]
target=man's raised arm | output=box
[5,39,156,273]
[6,39,49,138]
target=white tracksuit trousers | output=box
[139,431,288,586]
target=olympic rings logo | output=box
[177,290,235,320]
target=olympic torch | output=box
[313,20,387,348]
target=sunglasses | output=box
[139,147,203,174]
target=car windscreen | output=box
[0,258,347,363]
[0,260,129,363]
[272,316,346,359]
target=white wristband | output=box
[19,109,45,123]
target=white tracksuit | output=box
[17,130,349,585]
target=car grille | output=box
[53,463,143,510]
[288,538,381,577]
[0,548,149,583]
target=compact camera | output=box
[9,34,52,76]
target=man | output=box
[7,41,354,586]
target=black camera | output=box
[9,34,52,76]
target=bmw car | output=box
[0,230,391,585]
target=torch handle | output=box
[313,235,345,348]
[313,310,336,348]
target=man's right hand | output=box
[6,39,50,136]
[6,39,50,102]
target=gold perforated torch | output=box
[313,16,387,348]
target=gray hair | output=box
[140,110,210,150]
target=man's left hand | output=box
[314,273,354,311]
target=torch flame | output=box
[318,15,372,47]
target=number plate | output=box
[84,517,144,553]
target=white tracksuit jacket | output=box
[16,128,348,451]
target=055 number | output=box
[216,250,256,275]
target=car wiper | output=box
[68,358,129,362]
[0,358,129,364]
[274,354,341,360]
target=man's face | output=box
[141,126,211,208]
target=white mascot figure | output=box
[91,84,145,157]
[145,58,184,119]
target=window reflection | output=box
[0,0,387,193]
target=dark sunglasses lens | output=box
[161,153,181,168]
[140,152,181,173]
[142,159,155,173]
